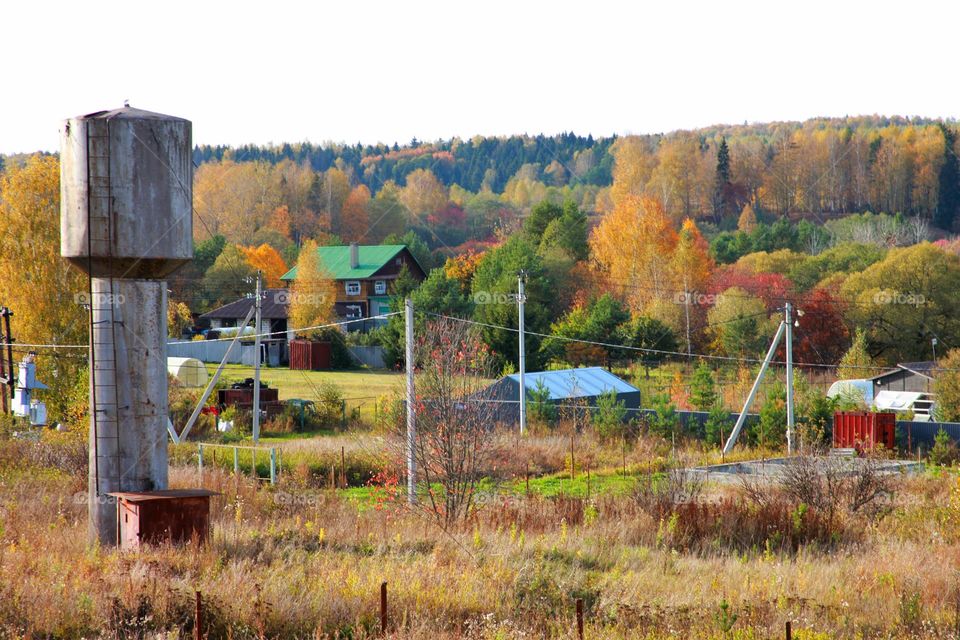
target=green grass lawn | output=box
[208,364,404,421]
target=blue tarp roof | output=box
[503,367,638,400]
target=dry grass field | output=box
[2,428,960,639]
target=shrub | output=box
[592,389,627,440]
[648,393,680,440]
[704,405,731,446]
[929,428,959,466]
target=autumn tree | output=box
[287,239,336,336]
[590,195,678,313]
[400,168,448,221]
[167,300,193,338]
[366,181,410,243]
[239,244,289,287]
[836,328,873,380]
[340,184,371,243]
[309,167,351,236]
[933,348,960,421]
[737,204,758,232]
[840,243,960,361]
[193,160,281,244]
[0,155,86,419]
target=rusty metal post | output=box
[576,598,584,640]
[785,621,792,640]
[380,581,388,635]
[194,591,202,640]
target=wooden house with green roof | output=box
[280,242,426,326]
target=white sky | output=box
[2,0,957,154]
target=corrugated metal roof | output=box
[280,245,409,281]
[505,367,638,399]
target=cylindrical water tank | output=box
[60,107,192,278]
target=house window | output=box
[345,305,363,319]
[374,280,387,295]
[345,281,361,296]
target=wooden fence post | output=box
[380,581,388,635]
[785,620,792,640]
[575,598,584,640]
[194,591,202,640]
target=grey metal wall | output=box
[166,340,247,364]
[347,345,386,369]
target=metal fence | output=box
[896,420,960,451]
[197,442,280,484]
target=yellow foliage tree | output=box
[0,155,87,417]
[167,300,193,338]
[589,195,678,313]
[399,168,448,220]
[737,204,758,232]
[239,244,289,288]
[288,239,336,337]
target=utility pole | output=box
[785,303,795,455]
[0,307,12,414]
[252,270,263,443]
[517,271,527,436]
[723,320,786,455]
[405,298,416,504]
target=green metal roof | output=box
[280,245,408,281]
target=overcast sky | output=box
[2,0,957,154]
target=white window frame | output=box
[374,280,387,295]
[345,280,361,296]
[345,304,363,319]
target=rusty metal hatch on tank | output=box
[107,489,219,550]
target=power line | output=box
[422,311,941,374]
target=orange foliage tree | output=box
[239,244,289,287]
[341,184,371,243]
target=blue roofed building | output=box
[480,366,640,425]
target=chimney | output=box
[350,242,359,269]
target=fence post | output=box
[785,620,792,640]
[341,400,347,428]
[341,446,346,488]
[198,444,203,481]
[233,447,239,476]
[576,598,584,640]
[380,581,388,635]
[194,591,202,640]
[270,448,277,485]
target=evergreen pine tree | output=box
[936,125,960,230]
[712,137,731,221]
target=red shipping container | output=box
[833,411,896,451]
[289,340,332,370]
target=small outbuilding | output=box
[481,366,640,424]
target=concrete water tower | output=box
[60,107,193,545]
